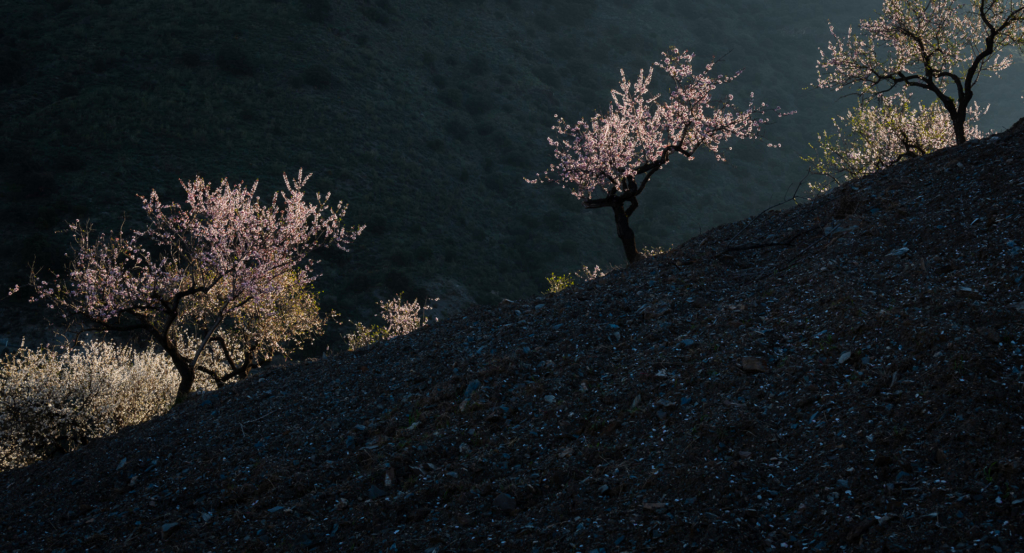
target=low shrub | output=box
[346,293,435,351]
[545,264,606,294]
[0,340,213,471]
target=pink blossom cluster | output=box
[528,48,789,202]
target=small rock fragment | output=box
[459,443,471,454]
[978,327,1000,344]
[544,395,556,403]
[368,485,387,500]
[631,395,642,409]
[161,522,180,535]
[116,458,126,471]
[493,492,516,512]
[740,357,767,373]
[463,380,481,398]
[837,351,852,364]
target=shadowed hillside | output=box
[1,118,1022,551]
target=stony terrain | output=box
[2,122,1023,552]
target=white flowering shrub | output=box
[804,92,987,191]
[0,340,214,471]
[346,293,436,351]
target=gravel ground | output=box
[2,121,1023,552]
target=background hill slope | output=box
[4,0,1024,352]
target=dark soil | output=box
[2,123,1023,552]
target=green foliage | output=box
[544,272,575,294]
[345,321,391,351]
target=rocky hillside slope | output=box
[1,122,1023,552]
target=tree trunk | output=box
[612,202,640,264]
[952,115,966,146]
[175,367,195,404]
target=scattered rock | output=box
[493,493,516,512]
[740,356,767,373]
[978,327,1000,344]
[368,485,387,500]
[160,522,180,536]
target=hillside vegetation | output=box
[1,118,1022,551]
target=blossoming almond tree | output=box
[804,91,988,190]
[528,48,790,264]
[815,0,1024,146]
[31,170,363,402]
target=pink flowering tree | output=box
[815,0,1024,146]
[31,170,363,402]
[528,48,790,264]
